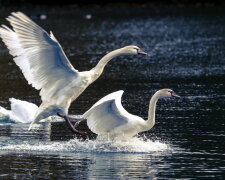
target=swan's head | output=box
[158,89,180,98]
[121,45,147,55]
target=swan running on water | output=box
[0,12,147,133]
[60,89,180,139]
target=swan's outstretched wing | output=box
[0,12,78,104]
[83,90,134,134]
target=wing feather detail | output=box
[0,12,78,103]
[83,90,130,134]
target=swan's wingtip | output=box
[112,90,124,96]
[11,11,22,15]
[84,90,125,114]
[9,97,16,102]
[10,12,19,16]
[10,11,27,20]
[103,90,124,101]
[117,90,124,94]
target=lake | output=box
[0,6,224,179]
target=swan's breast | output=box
[108,117,146,138]
[69,73,93,101]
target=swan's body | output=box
[0,98,38,123]
[83,89,180,139]
[0,12,147,130]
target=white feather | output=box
[0,12,78,104]
[0,25,33,85]
[0,11,147,130]
[9,98,38,123]
[83,90,143,135]
[82,89,178,139]
[0,98,38,123]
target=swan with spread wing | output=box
[0,12,147,133]
[71,89,179,139]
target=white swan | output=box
[0,12,147,131]
[79,89,180,139]
[0,98,38,123]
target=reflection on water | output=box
[0,6,225,179]
[0,122,170,179]
[0,151,167,179]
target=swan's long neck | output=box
[145,92,160,131]
[91,48,124,78]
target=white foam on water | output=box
[0,136,170,154]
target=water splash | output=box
[0,136,169,154]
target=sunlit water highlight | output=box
[0,136,169,154]
[0,6,224,179]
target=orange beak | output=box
[171,92,180,98]
[137,50,148,55]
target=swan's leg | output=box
[67,116,86,123]
[57,113,87,135]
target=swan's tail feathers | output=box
[28,115,51,131]
[27,108,47,131]
[28,121,35,131]
[27,112,47,131]
[27,105,65,131]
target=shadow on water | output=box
[0,6,224,179]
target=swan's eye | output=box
[168,90,173,94]
[133,48,139,52]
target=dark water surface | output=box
[0,6,224,179]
